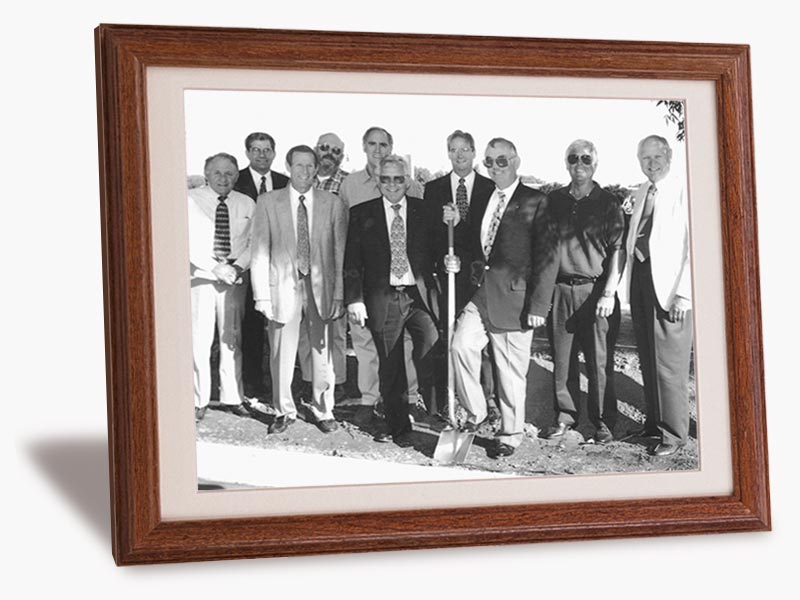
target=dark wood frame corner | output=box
[94,23,769,566]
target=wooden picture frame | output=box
[95,23,769,565]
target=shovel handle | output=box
[446,212,456,425]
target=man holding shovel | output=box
[445,138,559,458]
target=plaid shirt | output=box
[314,168,348,195]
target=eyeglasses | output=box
[379,176,406,185]
[317,144,343,155]
[567,154,594,166]
[483,155,515,168]
[248,147,274,155]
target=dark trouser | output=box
[630,258,693,445]
[241,280,271,397]
[547,281,618,430]
[371,287,439,437]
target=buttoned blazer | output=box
[344,197,440,337]
[461,183,559,330]
[624,172,692,309]
[250,187,348,324]
[234,168,289,201]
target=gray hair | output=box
[378,154,409,175]
[204,152,238,172]
[486,137,517,154]
[565,139,598,165]
[637,134,672,158]
[362,126,394,146]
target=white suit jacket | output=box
[250,186,348,324]
[624,171,692,310]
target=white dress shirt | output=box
[188,185,253,279]
[450,170,476,204]
[480,177,520,249]
[289,186,314,243]
[383,196,416,286]
[250,167,272,193]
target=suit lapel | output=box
[277,188,296,255]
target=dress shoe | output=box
[268,415,295,434]
[492,442,515,458]
[194,406,207,421]
[224,404,251,417]
[651,442,684,457]
[546,422,572,440]
[461,421,479,433]
[317,419,339,433]
[593,423,614,444]
[353,405,377,427]
[393,429,414,447]
[373,431,392,443]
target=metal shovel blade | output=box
[433,427,476,464]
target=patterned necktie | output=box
[634,183,658,261]
[390,203,409,279]
[259,175,267,195]
[483,189,507,259]
[455,177,469,220]
[297,195,310,276]
[213,196,231,261]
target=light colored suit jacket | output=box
[625,171,692,309]
[250,186,348,324]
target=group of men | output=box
[188,125,693,459]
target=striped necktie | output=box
[483,189,507,259]
[213,196,231,261]
[297,194,310,276]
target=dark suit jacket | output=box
[423,171,494,314]
[344,197,440,349]
[234,168,289,201]
[461,182,559,331]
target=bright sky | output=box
[185,90,686,188]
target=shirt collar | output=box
[383,196,407,211]
[290,185,313,202]
[250,167,270,184]
[496,177,520,197]
[451,170,475,186]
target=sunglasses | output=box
[483,155,515,168]
[567,154,594,166]
[379,176,406,185]
[317,143,343,155]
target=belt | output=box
[391,285,417,293]
[556,275,597,285]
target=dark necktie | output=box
[390,204,409,279]
[455,177,469,220]
[635,183,658,261]
[297,194,310,276]
[259,175,267,195]
[213,196,231,261]
[483,189,507,259]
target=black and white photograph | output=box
[185,89,698,489]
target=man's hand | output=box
[442,203,461,227]
[596,294,615,318]
[347,302,368,328]
[527,314,546,328]
[329,299,345,321]
[669,296,691,322]
[212,263,237,285]
[255,300,273,321]
[444,254,461,274]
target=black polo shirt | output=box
[547,182,625,280]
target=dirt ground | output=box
[197,320,698,481]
